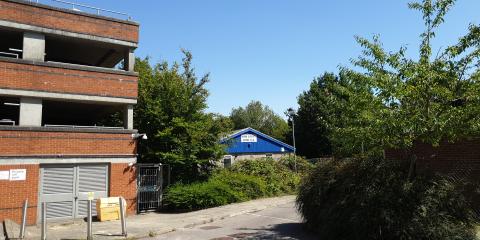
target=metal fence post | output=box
[87,200,93,240]
[167,165,171,186]
[41,202,46,240]
[158,165,164,208]
[19,199,28,239]
[119,197,127,237]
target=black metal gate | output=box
[137,163,170,212]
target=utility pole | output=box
[286,108,297,173]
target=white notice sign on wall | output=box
[10,169,26,181]
[0,171,9,180]
[241,134,257,143]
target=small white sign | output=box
[0,171,9,180]
[241,134,257,143]
[10,169,26,181]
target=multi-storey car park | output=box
[0,0,139,225]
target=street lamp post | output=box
[287,108,297,173]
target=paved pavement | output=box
[22,195,298,240]
[146,201,316,240]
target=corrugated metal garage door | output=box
[39,164,108,221]
[41,165,76,220]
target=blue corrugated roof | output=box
[220,127,295,154]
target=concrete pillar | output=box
[23,32,45,61]
[19,97,42,126]
[124,49,135,72]
[123,105,134,129]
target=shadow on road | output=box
[235,223,317,240]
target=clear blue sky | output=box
[60,0,480,116]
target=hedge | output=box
[231,158,304,195]
[163,170,267,210]
[164,158,305,210]
[296,157,479,240]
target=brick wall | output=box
[0,164,39,225]
[0,0,139,43]
[109,163,137,215]
[0,163,137,225]
[0,60,138,99]
[232,153,289,161]
[0,130,137,156]
[386,139,480,182]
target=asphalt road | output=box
[146,202,316,240]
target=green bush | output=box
[164,158,305,211]
[163,180,241,210]
[231,158,300,195]
[297,157,479,240]
[163,170,268,210]
[278,155,314,174]
[211,171,268,199]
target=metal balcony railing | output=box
[0,52,19,59]
[27,0,132,21]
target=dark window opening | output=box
[223,156,232,168]
[45,35,128,69]
[42,101,125,129]
[0,29,23,59]
[0,97,20,126]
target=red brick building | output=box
[0,0,139,225]
[386,139,480,183]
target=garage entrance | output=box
[39,164,109,221]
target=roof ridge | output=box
[223,127,295,151]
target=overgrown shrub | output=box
[163,170,267,210]
[163,179,241,210]
[164,158,306,211]
[297,157,479,240]
[231,158,300,195]
[211,171,268,199]
[278,155,314,174]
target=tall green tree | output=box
[296,0,480,160]
[295,74,335,158]
[135,50,228,182]
[295,71,381,158]
[350,0,480,151]
[230,101,289,142]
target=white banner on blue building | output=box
[241,134,257,142]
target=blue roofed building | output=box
[220,128,295,167]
